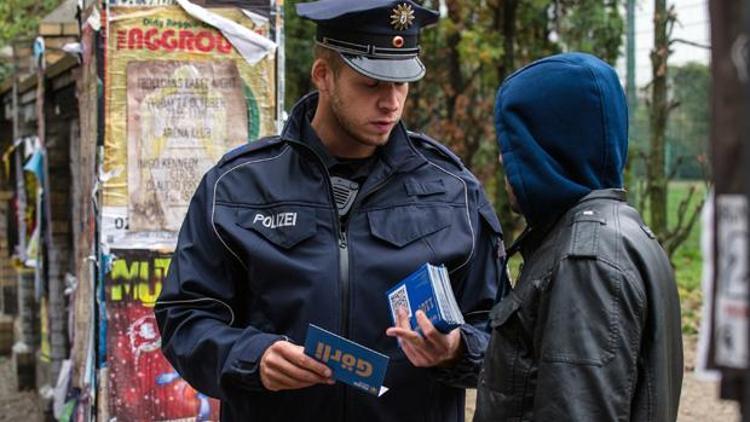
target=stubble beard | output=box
[330,87,391,148]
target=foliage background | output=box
[0,0,61,80]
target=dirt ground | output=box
[675,335,739,421]
[0,336,741,421]
[0,357,43,422]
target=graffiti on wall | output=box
[106,249,220,421]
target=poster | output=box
[713,195,749,369]
[126,61,248,232]
[106,249,220,421]
[110,0,178,5]
[109,0,273,6]
[103,5,277,249]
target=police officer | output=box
[156,1,506,421]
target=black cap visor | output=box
[340,53,426,83]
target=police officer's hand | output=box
[260,340,335,391]
[385,309,463,368]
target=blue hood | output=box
[494,53,628,227]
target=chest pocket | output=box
[480,277,544,395]
[237,207,317,249]
[367,205,451,248]
[403,179,446,197]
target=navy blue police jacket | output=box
[155,92,505,421]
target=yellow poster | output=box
[103,6,277,248]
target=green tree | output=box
[408,0,624,237]
[554,0,624,64]
[283,0,316,107]
[646,0,671,243]
[0,0,62,82]
[635,62,709,260]
[628,63,710,188]
[637,2,706,259]
[666,62,709,180]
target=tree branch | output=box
[671,38,712,50]
[664,193,705,257]
[667,154,687,180]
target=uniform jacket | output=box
[474,190,683,421]
[475,53,683,421]
[155,92,505,421]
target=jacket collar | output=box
[577,188,627,203]
[280,92,425,173]
[508,189,627,259]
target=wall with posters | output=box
[102,5,277,249]
[0,2,281,419]
[97,3,279,420]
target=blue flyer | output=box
[303,324,390,397]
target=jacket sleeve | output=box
[532,257,646,420]
[432,194,509,388]
[154,170,284,400]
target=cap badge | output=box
[392,35,405,48]
[390,3,416,31]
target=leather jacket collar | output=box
[508,189,628,260]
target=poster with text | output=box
[106,249,220,421]
[126,60,248,232]
[103,6,277,249]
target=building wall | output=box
[44,80,77,383]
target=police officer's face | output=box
[328,64,409,148]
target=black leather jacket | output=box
[475,189,683,421]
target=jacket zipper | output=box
[283,139,394,421]
[281,139,356,421]
[335,175,393,421]
[281,139,352,335]
[337,175,393,335]
[284,138,395,336]
[338,230,349,333]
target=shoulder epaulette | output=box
[568,209,607,259]
[408,131,464,169]
[219,136,283,166]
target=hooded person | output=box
[474,52,683,421]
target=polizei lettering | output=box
[116,28,233,54]
[253,212,298,229]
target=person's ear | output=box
[311,59,332,94]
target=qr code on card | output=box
[388,285,412,323]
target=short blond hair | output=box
[314,44,344,77]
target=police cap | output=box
[296,0,440,82]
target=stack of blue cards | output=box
[386,263,465,334]
[303,324,390,397]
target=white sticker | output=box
[714,194,749,369]
[102,206,178,250]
